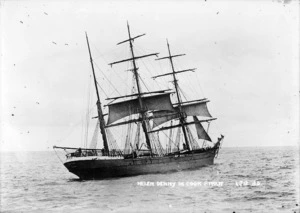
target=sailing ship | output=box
[54,23,224,180]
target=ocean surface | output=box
[0,146,299,213]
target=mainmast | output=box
[154,40,197,151]
[108,23,159,153]
[126,23,152,152]
[85,32,109,153]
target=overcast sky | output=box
[1,0,299,151]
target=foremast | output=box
[108,23,159,153]
[85,32,109,153]
[158,41,194,151]
[153,40,213,151]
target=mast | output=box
[154,40,197,151]
[108,23,159,153]
[85,32,109,153]
[126,23,152,152]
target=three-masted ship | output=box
[54,23,224,180]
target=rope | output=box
[138,73,151,92]
[53,148,65,164]
[151,119,179,151]
[134,47,163,91]
[84,75,92,148]
[90,40,130,92]
[54,104,97,147]
[202,122,211,148]
[93,62,121,96]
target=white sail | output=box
[152,110,179,128]
[107,93,174,125]
[193,116,212,141]
[152,101,212,128]
[179,101,212,118]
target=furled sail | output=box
[107,93,174,125]
[193,116,211,141]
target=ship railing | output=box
[66,149,124,159]
[53,146,123,159]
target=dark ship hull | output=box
[64,146,219,180]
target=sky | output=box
[0,0,299,151]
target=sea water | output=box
[0,146,299,212]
